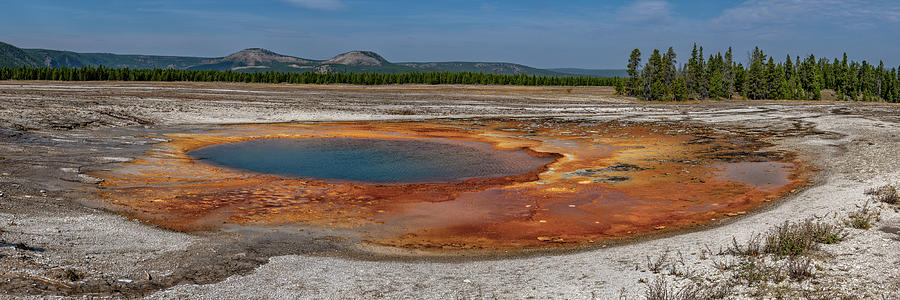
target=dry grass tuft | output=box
[732,257,786,285]
[785,257,814,281]
[726,235,763,256]
[386,109,417,115]
[643,276,731,300]
[845,200,880,229]
[646,248,670,274]
[866,184,899,205]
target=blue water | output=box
[188,138,553,183]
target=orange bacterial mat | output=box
[94,119,809,252]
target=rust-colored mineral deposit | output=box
[94,119,809,252]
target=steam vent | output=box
[95,119,808,253]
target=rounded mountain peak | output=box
[213,48,311,66]
[324,51,389,66]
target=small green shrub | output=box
[764,219,844,257]
[844,201,880,229]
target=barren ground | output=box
[0,81,898,299]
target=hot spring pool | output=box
[98,120,809,252]
[188,137,556,184]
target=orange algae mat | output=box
[94,119,809,251]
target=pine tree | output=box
[821,58,834,90]
[850,61,861,100]
[697,46,708,99]
[839,53,851,99]
[765,57,781,99]
[626,49,642,97]
[747,47,767,99]
[799,54,821,100]
[724,47,735,98]
[686,44,700,99]
[778,66,792,100]
[672,76,688,101]
[831,58,844,99]
[706,53,726,99]
[876,61,885,100]
[664,47,677,100]
[784,55,794,80]
[708,66,725,100]
[645,49,668,100]
[893,67,900,102]
[734,63,746,96]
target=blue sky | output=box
[2,0,899,69]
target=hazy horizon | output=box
[3,0,899,69]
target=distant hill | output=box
[325,51,388,66]
[548,68,628,77]
[0,41,624,77]
[1,41,205,69]
[187,48,317,72]
[317,51,420,73]
[0,42,41,66]
[399,62,568,77]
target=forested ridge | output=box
[4,45,899,102]
[0,65,619,86]
[618,44,900,102]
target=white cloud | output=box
[616,0,673,23]
[713,0,900,31]
[282,0,345,10]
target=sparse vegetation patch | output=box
[643,276,731,300]
[845,200,880,229]
[866,184,899,205]
[763,219,844,256]
[725,218,845,258]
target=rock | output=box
[566,163,645,178]
[593,176,630,183]
[77,174,104,184]
[537,236,565,243]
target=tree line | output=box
[617,44,900,102]
[0,66,621,87]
